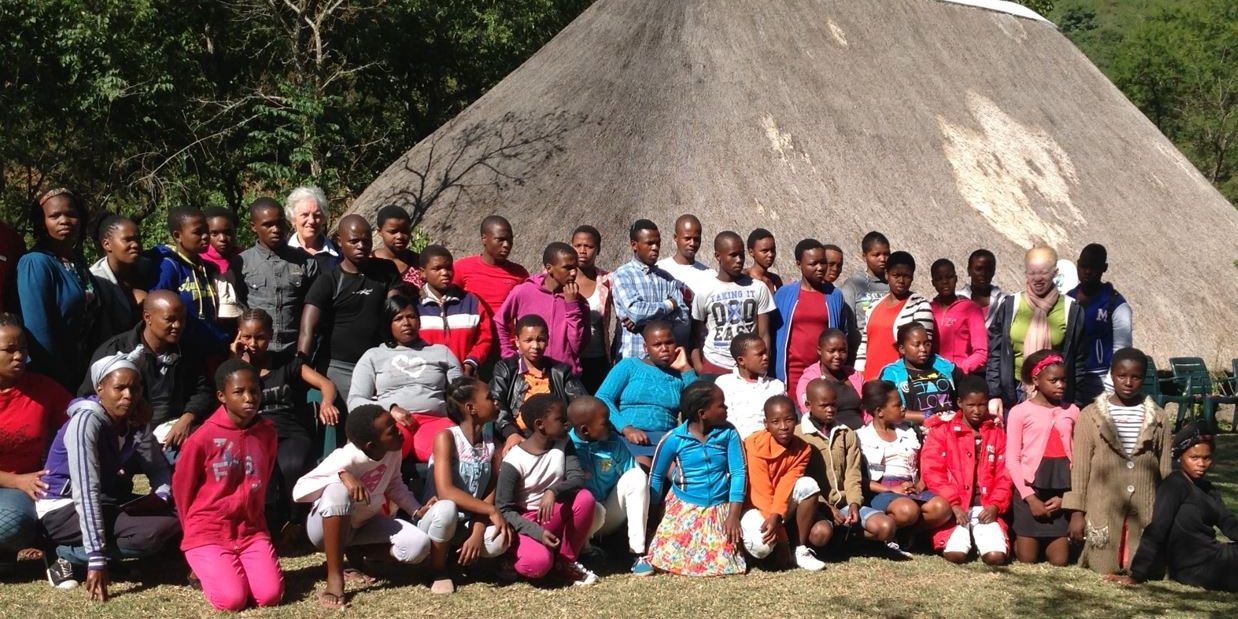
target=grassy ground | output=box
[2,434,1235,619]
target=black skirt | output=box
[1012,456,1071,538]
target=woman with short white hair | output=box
[285,186,338,257]
[985,245,1085,413]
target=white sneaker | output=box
[569,561,599,586]
[794,546,826,571]
[885,541,914,559]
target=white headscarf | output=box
[89,350,141,387]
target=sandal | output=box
[317,590,348,610]
[342,568,376,585]
[430,578,455,595]
[16,548,44,561]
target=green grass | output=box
[2,435,1235,618]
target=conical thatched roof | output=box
[350,0,1238,363]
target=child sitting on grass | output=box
[495,394,598,586]
[1005,350,1078,566]
[921,376,1011,565]
[797,379,903,557]
[646,381,747,576]
[426,376,511,593]
[856,380,953,539]
[569,396,652,575]
[492,314,587,454]
[173,359,282,612]
[878,322,965,424]
[294,405,454,607]
[740,395,828,571]
[714,333,786,439]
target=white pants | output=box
[741,477,821,559]
[587,468,649,554]
[305,483,449,564]
[943,506,1007,556]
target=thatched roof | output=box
[350,0,1238,364]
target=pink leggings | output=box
[396,414,457,462]
[511,489,596,579]
[184,538,284,612]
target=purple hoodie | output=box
[494,273,589,373]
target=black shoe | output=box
[45,556,79,590]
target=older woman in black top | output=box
[1108,425,1238,592]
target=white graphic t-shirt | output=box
[691,277,774,369]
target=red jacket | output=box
[172,406,277,551]
[921,413,1012,549]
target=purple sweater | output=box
[494,273,589,373]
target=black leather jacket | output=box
[490,356,587,439]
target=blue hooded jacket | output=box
[769,281,847,383]
[151,244,228,353]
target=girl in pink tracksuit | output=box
[172,359,281,612]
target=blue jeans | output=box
[0,488,38,563]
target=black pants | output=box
[40,499,180,563]
[266,415,317,529]
[1175,543,1238,592]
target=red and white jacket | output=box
[921,413,1012,550]
[415,284,493,368]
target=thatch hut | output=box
[349,0,1238,363]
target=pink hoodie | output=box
[494,273,588,373]
[930,297,987,374]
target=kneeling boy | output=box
[741,395,829,571]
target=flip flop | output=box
[430,578,455,595]
[342,568,376,585]
[16,548,43,561]
[318,590,348,610]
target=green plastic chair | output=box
[307,389,338,460]
[1168,357,1237,433]
[1139,356,1193,429]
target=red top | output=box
[863,298,906,382]
[0,222,25,314]
[451,254,530,315]
[1042,425,1068,458]
[0,372,70,474]
[786,287,829,396]
[172,407,277,551]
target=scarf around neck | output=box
[1020,285,1060,380]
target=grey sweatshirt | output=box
[347,341,463,414]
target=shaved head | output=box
[143,289,183,313]
[338,214,370,234]
[674,214,702,232]
[714,230,743,252]
[567,395,607,426]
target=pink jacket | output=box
[930,297,987,374]
[495,273,588,373]
[1003,401,1080,499]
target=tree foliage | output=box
[0,0,593,240]
[1054,0,1237,204]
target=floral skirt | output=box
[648,493,746,576]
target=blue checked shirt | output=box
[609,258,690,359]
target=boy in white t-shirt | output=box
[715,333,787,439]
[690,231,774,375]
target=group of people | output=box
[0,186,1234,611]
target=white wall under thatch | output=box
[350,0,1238,364]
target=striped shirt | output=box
[609,258,690,360]
[1108,403,1145,455]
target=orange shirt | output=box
[743,430,812,518]
[515,371,552,431]
[863,297,907,382]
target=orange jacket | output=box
[744,430,811,518]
